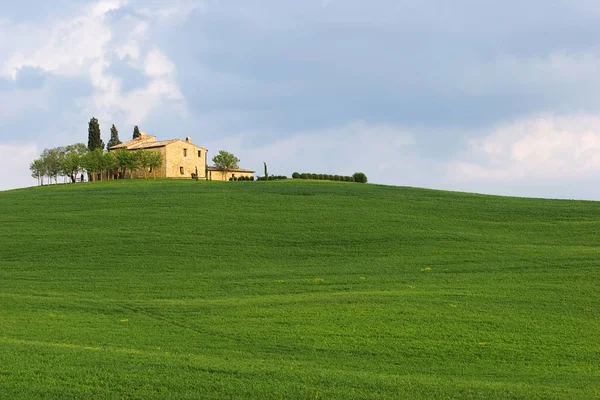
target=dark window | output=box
[183,148,187,157]
[198,150,201,157]
[149,166,153,173]
[180,167,184,174]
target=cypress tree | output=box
[107,124,121,149]
[133,125,141,139]
[87,117,104,151]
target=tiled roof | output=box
[127,139,179,149]
[110,137,207,150]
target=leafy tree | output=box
[107,124,122,149]
[114,148,140,178]
[212,150,240,180]
[82,149,104,181]
[264,162,268,181]
[353,172,368,183]
[87,117,104,151]
[138,150,162,179]
[30,158,46,185]
[101,151,117,180]
[133,125,141,139]
[59,143,87,183]
[41,148,61,184]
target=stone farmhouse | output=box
[109,133,254,180]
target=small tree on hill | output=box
[101,151,117,180]
[87,117,104,152]
[82,148,104,181]
[353,172,368,183]
[133,125,141,139]
[212,150,240,180]
[138,150,163,179]
[114,148,136,178]
[41,148,61,184]
[59,143,87,183]
[107,124,122,149]
[147,151,163,179]
[30,158,46,185]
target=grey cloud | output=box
[150,1,600,150]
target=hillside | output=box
[1,180,599,399]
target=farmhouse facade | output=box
[109,133,254,180]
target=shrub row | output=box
[229,176,254,181]
[291,172,368,183]
[256,175,288,181]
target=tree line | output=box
[30,118,162,185]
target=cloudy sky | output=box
[1,0,600,199]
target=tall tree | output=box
[133,125,141,139]
[107,124,122,149]
[212,150,240,180]
[87,117,104,151]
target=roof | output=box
[109,136,207,151]
[208,166,255,173]
[126,139,179,150]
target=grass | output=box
[0,179,599,399]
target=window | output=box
[183,148,187,157]
[149,166,153,173]
[180,167,184,175]
[198,150,202,158]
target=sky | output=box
[1,0,600,199]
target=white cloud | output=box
[144,49,176,77]
[449,114,600,182]
[0,0,191,133]
[0,142,38,191]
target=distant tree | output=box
[87,117,104,152]
[137,150,162,179]
[212,150,240,180]
[114,148,140,178]
[41,148,61,184]
[133,125,141,139]
[58,143,87,183]
[353,172,368,183]
[82,149,104,181]
[114,148,130,178]
[101,151,117,180]
[30,158,46,185]
[264,162,268,181]
[147,151,163,179]
[107,124,122,149]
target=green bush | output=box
[353,172,367,183]
[292,172,300,179]
[334,175,341,181]
[256,175,287,181]
[300,173,308,179]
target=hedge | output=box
[291,172,365,183]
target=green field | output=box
[1,179,599,399]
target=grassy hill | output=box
[1,179,599,399]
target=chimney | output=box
[185,136,191,143]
